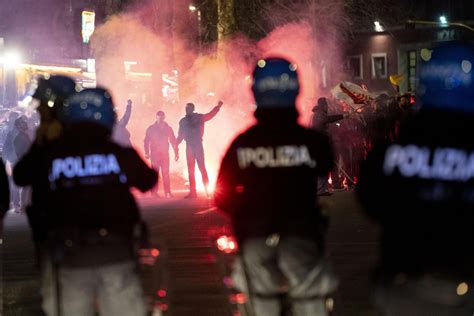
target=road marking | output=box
[195,207,218,215]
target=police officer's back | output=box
[357,41,474,316]
[14,75,77,262]
[14,88,157,316]
[215,58,338,316]
[216,98,333,243]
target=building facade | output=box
[0,0,139,106]
[344,1,474,95]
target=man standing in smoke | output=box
[144,111,178,198]
[177,101,223,199]
[113,99,133,147]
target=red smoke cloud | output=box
[90,1,346,192]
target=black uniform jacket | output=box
[215,111,333,243]
[357,109,474,278]
[13,125,157,267]
[177,106,220,146]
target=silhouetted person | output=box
[13,116,32,212]
[357,41,474,316]
[310,97,346,132]
[113,99,133,147]
[23,75,78,268]
[144,110,178,198]
[177,101,223,198]
[2,111,20,210]
[311,97,349,195]
[215,58,338,316]
[14,88,157,316]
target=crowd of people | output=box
[0,86,414,209]
[0,40,473,316]
[309,91,415,194]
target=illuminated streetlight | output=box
[1,51,22,69]
[439,15,448,26]
[374,21,384,32]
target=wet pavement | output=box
[1,191,379,316]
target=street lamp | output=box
[439,16,448,27]
[374,21,385,32]
[406,19,474,32]
[2,51,22,69]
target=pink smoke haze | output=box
[90,1,346,192]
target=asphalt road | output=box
[1,191,380,316]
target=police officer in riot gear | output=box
[357,41,474,316]
[215,57,338,316]
[22,75,78,264]
[14,88,157,316]
[177,101,223,198]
